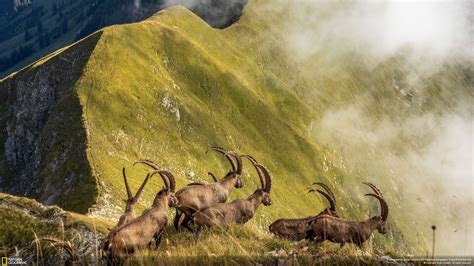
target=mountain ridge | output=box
[0,0,248,78]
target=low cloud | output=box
[281,0,472,61]
[314,102,473,255]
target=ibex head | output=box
[169,193,179,208]
[208,146,244,188]
[154,189,179,208]
[363,182,388,234]
[234,175,244,188]
[261,190,272,206]
[243,155,272,206]
[150,170,179,208]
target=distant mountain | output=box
[0,0,247,78]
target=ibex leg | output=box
[173,209,183,230]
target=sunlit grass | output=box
[128,224,382,265]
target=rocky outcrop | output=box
[0,193,111,264]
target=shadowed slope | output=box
[0,32,103,213]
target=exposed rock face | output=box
[4,69,56,194]
[0,32,103,213]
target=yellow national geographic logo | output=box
[1,257,7,266]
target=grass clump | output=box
[0,193,112,259]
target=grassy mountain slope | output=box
[0,1,413,257]
[1,0,472,261]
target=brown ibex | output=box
[269,182,340,241]
[188,155,272,238]
[98,161,155,260]
[172,147,244,231]
[116,164,152,226]
[100,170,178,264]
[308,182,388,247]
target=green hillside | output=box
[0,0,472,262]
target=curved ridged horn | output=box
[256,164,272,193]
[134,160,160,170]
[208,172,218,182]
[243,154,258,165]
[207,146,238,173]
[159,170,176,192]
[242,155,266,190]
[226,151,242,175]
[133,173,151,199]
[362,182,383,197]
[363,182,387,221]
[308,188,336,211]
[365,193,388,221]
[150,170,172,191]
[122,168,132,199]
[312,182,336,206]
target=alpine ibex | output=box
[100,169,178,264]
[172,147,244,231]
[116,165,152,226]
[189,155,272,238]
[98,161,155,260]
[308,182,388,247]
[269,182,340,240]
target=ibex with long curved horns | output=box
[116,164,152,226]
[100,169,178,264]
[269,182,340,240]
[188,155,272,238]
[98,161,154,253]
[308,182,389,247]
[173,147,244,230]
